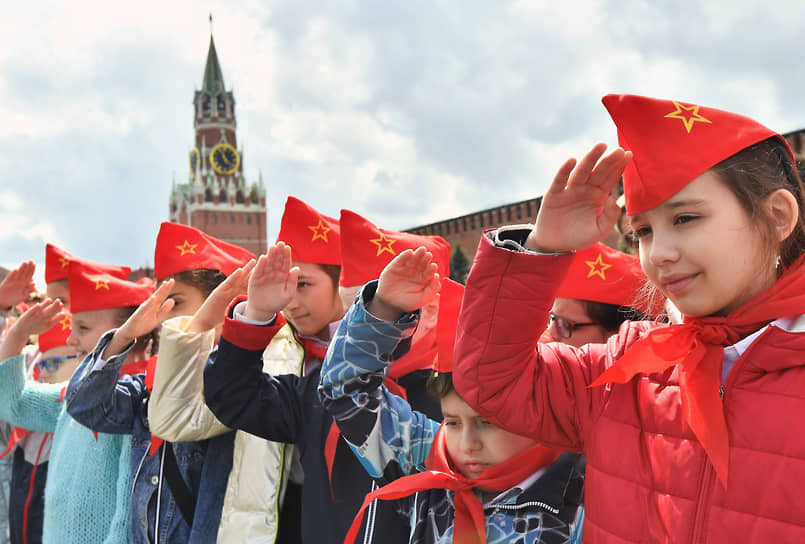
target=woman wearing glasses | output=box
[540,242,660,348]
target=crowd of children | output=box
[1,92,803,543]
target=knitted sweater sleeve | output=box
[148,315,230,441]
[452,231,616,452]
[0,354,63,433]
[318,281,440,480]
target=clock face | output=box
[189,147,200,178]
[210,142,240,175]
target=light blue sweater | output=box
[0,354,131,544]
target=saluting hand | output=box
[242,242,300,322]
[370,247,441,321]
[188,259,256,334]
[0,298,65,361]
[528,143,632,252]
[0,261,36,311]
[103,280,176,359]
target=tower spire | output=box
[201,16,225,95]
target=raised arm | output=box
[319,248,441,479]
[148,263,252,441]
[453,144,634,451]
[0,300,66,432]
[63,282,175,434]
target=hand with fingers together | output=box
[528,143,632,253]
[369,247,441,322]
[188,260,257,334]
[242,242,300,322]
[102,280,177,359]
[0,298,65,361]
[0,261,37,311]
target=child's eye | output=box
[632,225,652,239]
[297,282,310,289]
[444,420,459,427]
[674,214,697,225]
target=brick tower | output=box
[169,30,267,255]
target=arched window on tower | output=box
[217,95,226,114]
[203,95,211,114]
[236,190,245,204]
[205,188,214,202]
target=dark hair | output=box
[316,263,341,290]
[167,268,227,298]
[711,137,805,270]
[115,306,160,355]
[426,371,455,400]
[582,300,650,333]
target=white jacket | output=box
[149,316,304,544]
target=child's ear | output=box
[763,188,799,242]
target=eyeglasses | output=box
[35,355,78,374]
[548,313,600,339]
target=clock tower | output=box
[169,30,267,255]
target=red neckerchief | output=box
[590,257,805,488]
[344,425,560,544]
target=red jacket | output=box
[454,231,805,543]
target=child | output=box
[0,314,76,544]
[203,197,413,542]
[452,94,805,542]
[541,242,657,347]
[0,261,153,543]
[318,247,585,543]
[64,221,254,544]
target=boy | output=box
[319,248,585,543]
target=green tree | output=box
[449,243,470,285]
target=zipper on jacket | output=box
[491,500,560,516]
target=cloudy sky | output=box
[4,0,805,288]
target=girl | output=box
[452,94,805,542]
[64,221,254,544]
[319,248,585,544]
[0,314,76,544]
[0,261,153,543]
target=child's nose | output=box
[460,427,482,453]
[647,233,679,267]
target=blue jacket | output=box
[318,281,586,543]
[203,311,414,544]
[65,331,233,544]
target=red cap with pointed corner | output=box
[45,244,130,284]
[602,94,792,215]
[556,242,646,309]
[38,314,73,353]
[154,222,255,280]
[69,262,154,313]
[339,209,451,288]
[277,197,341,265]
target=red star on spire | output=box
[370,235,396,257]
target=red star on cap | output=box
[176,240,198,256]
[370,235,397,257]
[59,257,70,268]
[95,279,110,290]
[585,254,613,280]
[308,220,331,243]
[664,101,712,134]
[59,315,72,331]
